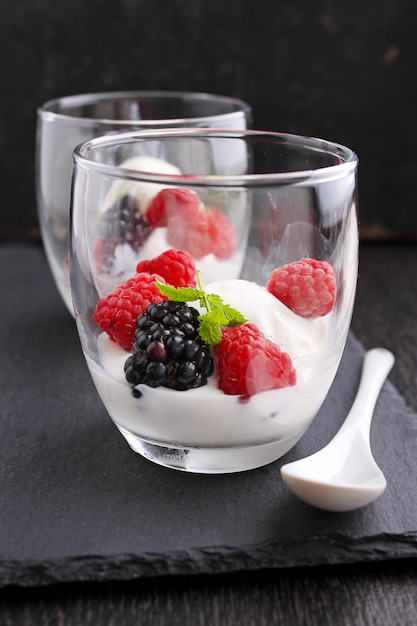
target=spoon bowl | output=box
[281,348,395,512]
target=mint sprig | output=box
[156,272,246,346]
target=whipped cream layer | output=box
[102,156,182,213]
[94,227,246,296]
[86,279,343,447]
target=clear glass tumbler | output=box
[36,91,252,313]
[70,129,359,474]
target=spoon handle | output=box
[336,348,395,438]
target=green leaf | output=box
[201,310,229,327]
[205,294,246,323]
[222,304,247,325]
[156,274,247,347]
[206,293,224,309]
[156,282,203,302]
[198,316,223,345]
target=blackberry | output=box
[98,195,150,272]
[124,301,214,392]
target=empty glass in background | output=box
[36,91,252,314]
[70,128,358,474]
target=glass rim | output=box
[37,90,252,127]
[72,128,358,187]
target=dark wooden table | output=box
[1,240,417,625]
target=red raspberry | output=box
[166,204,212,259]
[167,205,237,260]
[146,187,237,260]
[93,272,167,351]
[215,323,296,397]
[206,208,237,259]
[146,187,201,227]
[136,248,197,287]
[267,258,337,318]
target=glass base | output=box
[116,425,303,473]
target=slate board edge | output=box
[2,532,417,588]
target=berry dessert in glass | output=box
[70,129,359,473]
[36,91,252,314]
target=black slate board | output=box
[1,242,417,588]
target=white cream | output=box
[94,229,246,297]
[204,280,330,377]
[93,155,247,296]
[86,280,344,448]
[102,156,182,213]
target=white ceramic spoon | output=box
[281,348,395,512]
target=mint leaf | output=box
[205,293,224,309]
[157,272,247,346]
[201,309,231,327]
[156,282,202,302]
[221,304,247,325]
[198,316,223,345]
[206,293,246,325]
[197,305,246,345]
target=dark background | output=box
[1,0,416,239]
